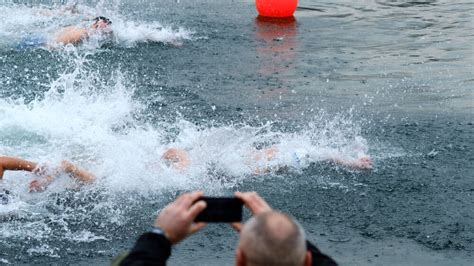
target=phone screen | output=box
[194,197,244,223]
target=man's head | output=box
[91,16,112,30]
[236,211,311,266]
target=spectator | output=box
[119,191,337,266]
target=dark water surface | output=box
[0,0,473,265]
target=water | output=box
[0,0,473,265]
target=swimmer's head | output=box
[91,16,112,30]
[161,148,190,171]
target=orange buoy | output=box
[256,0,298,18]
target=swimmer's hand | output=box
[59,160,96,184]
[28,177,53,193]
[60,160,76,173]
[352,156,373,170]
[30,164,58,192]
[330,155,373,170]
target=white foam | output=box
[111,20,193,47]
[0,54,373,199]
[68,230,108,243]
[27,244,60,258]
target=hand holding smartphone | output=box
[194,197,244,223]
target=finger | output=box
[235,191,251,204]
[182,191,204,209]
[189,222,207,235]
[235,191,256,209]
[28,180,39,188]
[242,192,261,210]
[250,193,271,211]
[28,181,45,193]
[231,222,243,232]
[187,200,207,219]
[236,192,272,214]
[28,182,37,193]
[175,193,192,208]
[251,193,271,212]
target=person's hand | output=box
[355,156,373,170]
[60,160,76,173]
[30,163,64,192]
[32,164,50,177]
[345,156,373,170]
[231,191,273,232]
[154,191,207,244]
[28,178,51,193]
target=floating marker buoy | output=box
[256,0,298,18]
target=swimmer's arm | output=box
[0,156,37,179]
[326,154,373,170]
[60,160,96,184]
[54,26,88,45]
[29,160,95,192]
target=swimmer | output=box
[17,16,112,49]
[0,156,95,192]
[160,146,373,173]
[53,16,113,45]
[250,147,372,173]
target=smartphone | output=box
[194,197,244,223]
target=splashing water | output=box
[0,39,375,249]
[0,1,395,261]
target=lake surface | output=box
[0,0,473,265]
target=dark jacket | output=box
[120,232,337,266]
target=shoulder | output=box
[62,26,88,35]
[54,26,89,45]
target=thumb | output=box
[188,200,207,219]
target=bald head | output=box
[238,211,307,266]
